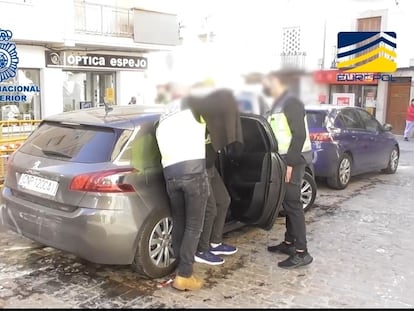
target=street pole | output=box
[322,19,327,69]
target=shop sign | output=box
[318,94,327,104]
[313,70,378,85]
[45,51,148,70]
[332,93,355,107]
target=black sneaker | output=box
[278,251,313,269]
[267,242,295,256]
[404,137,409,141]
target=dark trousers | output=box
[283,164,308,251]
[198,167,231,252]
[166,172,209,277]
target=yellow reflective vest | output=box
[268,98,311,156]
[156,99,206,176]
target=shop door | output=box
[91,73,116,107]
[386,81,411,134]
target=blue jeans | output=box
[166,172,209,277]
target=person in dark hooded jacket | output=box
[155,83,243,290]
[187,89,244,265]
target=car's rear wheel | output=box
[301,172,317,212]
[327,153,352,190]
[381,147,399,174]
[132,208,176,279]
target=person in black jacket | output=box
[188,89,244,266]
[263,69,313,269]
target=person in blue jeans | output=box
[156,86,209,291]
[195,138,235,265]
[190,89,244,265]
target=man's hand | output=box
[285,165,293,183]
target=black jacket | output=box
[269,91,307,167]
[188,89,244,166]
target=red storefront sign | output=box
[313,70,378,85]
[337,96,350,106]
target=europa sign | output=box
[45,51,148,70]
[337,73,396,82]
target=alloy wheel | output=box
[148,217,175,268]
[390,149,399,171]
[301,178,313,210]
[339,158,351,185]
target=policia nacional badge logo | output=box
[0,29,19,83]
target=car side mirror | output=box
[383,123,393,132]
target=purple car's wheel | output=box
[327,153,352,190]
[301,172,317,212]
[381,147,399,174]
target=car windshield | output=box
[19,121,130,163]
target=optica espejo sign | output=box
[45,51,148,70]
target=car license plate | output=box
[18,174,59,196]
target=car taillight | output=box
[309,132,333,142]
[69,168,138,193]
[5,151,16,177]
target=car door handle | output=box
[351,135,358,140]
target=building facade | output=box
[283,0,414,133]
[0,0,178,120]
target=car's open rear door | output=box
[220,114,286,230]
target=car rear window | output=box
[19,121,130,163]
[306,111,327,129]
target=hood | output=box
[187,89,244,152]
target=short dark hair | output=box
[267,68,305,85]
[411,99,414,102]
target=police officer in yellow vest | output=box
[263,69,314,269]
[156,84,209,291]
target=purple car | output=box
[306,105,400,189]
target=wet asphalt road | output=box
[1,137,413,308]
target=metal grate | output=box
[281,26,306,68]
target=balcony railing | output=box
[74,2,133,37]
[280,52,307,69]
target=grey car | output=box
[1,105,287,279]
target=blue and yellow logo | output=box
[337,32,396,73]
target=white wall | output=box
[15,45,45,68]
[116,71,146,106]
[376,80,388,123]
[0,0,69,43]
[40,68,64,118]
[384,1,414,68]
[300,75,330,106]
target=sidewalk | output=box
[395,135,414,152]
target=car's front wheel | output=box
[301,172,317,212]
[327,153,352,190]
[381,146,399,174]
[132,208,176,279]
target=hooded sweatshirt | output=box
[187,89,244,167]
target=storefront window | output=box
[329,84,378,110]
[0,69,41,120]
[62,71,116,112]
